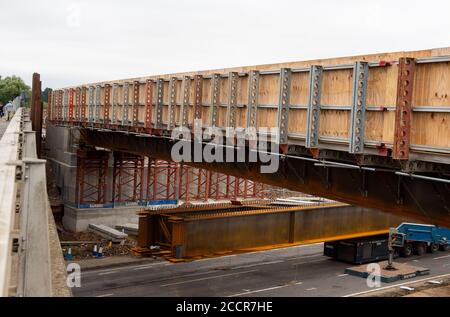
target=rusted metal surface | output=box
[193,75,203,123]
[68,88,75,123]
[393,57,416,160]
[144,79,153,130]
[81,87,87,123]
[80,129,450,227]
[132,81,140,128]
[136,203,409,259]
[112,152,144,203]
[47,89,52,123]
[147,159,178,201]
[104,84,111,126]
[30,73,42,157]
[75,149,109,206]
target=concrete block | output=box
[115,223,138,236]
[62,205,141,232]
[88,224,128,242]
[345,261,430,283]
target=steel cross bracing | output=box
[74,152,265,206]
[113,152,144,203]
[75,150,109,206]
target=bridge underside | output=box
[79,128,450,228]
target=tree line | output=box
[0,75,50,107]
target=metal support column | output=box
[155,79,164,129]
[168,77,177,130]
[112,152,144,203]
[349,61,369,154]
[210,74,221,127]
[144,79,153,131]
[193,75,203,124]
[305,65,324,150]
[247,70,260,129]
[181,76,190,127]
[122,83,130,126]
[277,68,291,151]
[104,84,111,127]
[75,150,109,206]
[132,81,140,129]
[227,72,239,130]
[393,57,416,160]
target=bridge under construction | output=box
[45,47,449,227]
[1,47,449,297]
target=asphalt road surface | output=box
[74,243,450,297]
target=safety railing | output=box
[0,108,52,296]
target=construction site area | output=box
[1,1,449,303]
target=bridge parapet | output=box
[0,109,67,297]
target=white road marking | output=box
[337,273,349,277]
[96,293,114,297]
[342,273,450,297]
[228,285,287,297]
[229,280,304,297]
[133,263,171,270]
[428,280,442,285]
[305,287,317,291]
[433,254,450,260]
[232,260,283,270]
[160,269,258,287]
[400,286,414,291]
[82,261,168,275]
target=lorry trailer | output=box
[324,223,450,264]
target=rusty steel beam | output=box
[137,204,409,259]
[79,129,450,227]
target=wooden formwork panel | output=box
[53,47,450,161]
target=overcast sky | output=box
[0,0,449,88]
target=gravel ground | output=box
[59,229,137,260]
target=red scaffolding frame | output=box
[112,152,145,203]
[147,160,179,201]
[75,151,265,206]
[178,165,212,201]
[75,149,109,206]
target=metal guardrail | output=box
[0,108,52,296]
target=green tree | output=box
[0,75,31,105]
[42,87,51,103]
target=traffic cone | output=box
[65,247,73,261]
[93,245,98,257]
